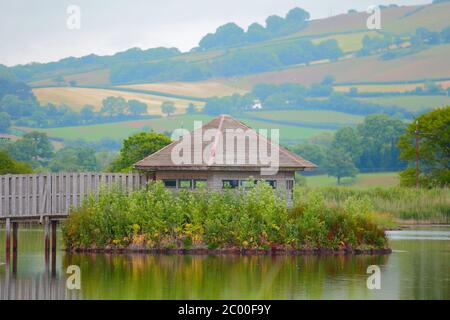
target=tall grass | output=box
[63,182,389,251]
[295,187,450,223]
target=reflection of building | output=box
[134,115,316,205]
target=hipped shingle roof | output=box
[134,115,316,171]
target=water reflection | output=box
[0,227,449,300]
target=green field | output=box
[302,172,399,188]
[31,114,332,143]
[245,110,365,126]
[357,95,450,112]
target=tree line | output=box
[203,80,413,119]
[197,7,310,50]
[292,107,449,187]
[110,38,343,84]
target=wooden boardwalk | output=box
[0,173,149,221]
[0,173,149,260]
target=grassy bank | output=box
[295,187,450,224]
[63,182,389,253]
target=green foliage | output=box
[63,182,388,250]
[0,112,11,133]
[398,107,450,187]
[299,186,450,223]
[325,147,359,185]
[127,99,148,116]
[0,150,33,174]
[161,101,176,117]
[7,131,53,167]
[198,7,310,50]
[357,114,406,171]
[109,131,171,172]
[48,146,99,172]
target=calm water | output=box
[0,226,449,300]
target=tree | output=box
[265,15,286,35]
[0,112,11,133]
[48,146,98,172]
[186,103,198,114]
[101,96,128,117]
[8,131,53,165]
[0,150,33,174]
[161,101,176,117]
[286,7,310,23]
[246,23,268,43]
[110,131,171,172]
[357,114,406,172]
[80,105,95,121]
[326,147,359,185]
[398,107,450,187]
[199,23,245,49]
[291,144,327,173]
[331,127,362,163]
[127,99,148,116]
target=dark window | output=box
[163,179,177,188]
[265,180,277,189]
[222,180,239,189]
[194,180,207,189]
[179,179,192,189]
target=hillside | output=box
[15,2,450,89]
[32,87,204,115]
[225,44,450,88]
[3,2,449,148]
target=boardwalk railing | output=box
[0,173,149,220]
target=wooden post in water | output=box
[5,218,11,263]
[51,220,58,277]
[44,217,50,268]
[12,222,18,253]
[51,220,58,253]
[12,222,18,275]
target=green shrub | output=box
[63,181,390,250]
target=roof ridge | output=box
[135,116,220,166]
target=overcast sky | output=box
[0,0,431,66]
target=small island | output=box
[63,181,391,255]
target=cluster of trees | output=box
[0,150,33,174]
[398,107,449,187]
[110,39,343,84]
[291,114,408,184]
[108,131,171,172]
[198,8,310,50]
[411,26,450,46]
[203,81,412,119]
[359,26,450,58]
[0,71,153,130]
[9,47,180,83]
[0,131,113,173]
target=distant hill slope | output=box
[224,44,450,89]
[13,2,450,89]
[32,87,204,115]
